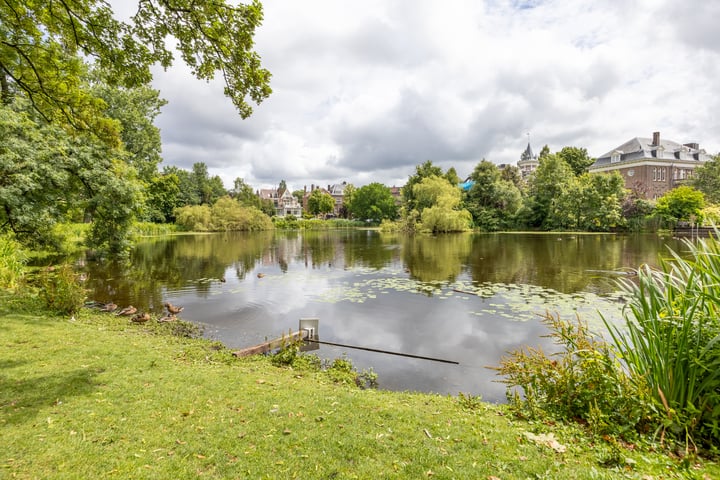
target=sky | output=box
[113,0,720,192]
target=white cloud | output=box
[114,0,720,190]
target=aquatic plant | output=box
[497,313,650,438]
[605,232,720,452]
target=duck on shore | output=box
[164,302,184,315]
[100,302,117,312]
[158,314,177,323]
[116,305,137,316]
[131,312,151,323]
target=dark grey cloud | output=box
[109,0,720,189]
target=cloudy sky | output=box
[116,0,720,192]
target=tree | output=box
[307,189,334,217]
[338,183,356,219]
[292,189,305,205]
[655,186,705,225]
[445,167,461,186]
[349,183,398,221]
[191,162,226,205]
[402,160,444,213]
[230,177,257,205]
[557,146,595,176]
[144,172,180,223]
[413,176,471,233]
[500,165,523,189]
[0,100,143,253]
[0,0,271,130]
[523,153,575,228]
[549,172,626,231]
[539,145,551,160]
[90,72,167,180]
[691,155,720,204]
[465,161,522,231]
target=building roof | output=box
[592,134,710,168]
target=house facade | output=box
[257,188,303,217]
[589,132,712,199]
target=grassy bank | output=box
[1,295,718,479]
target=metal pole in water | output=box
[304,338,460,365]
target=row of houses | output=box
[518,131,714,199]
[258,182,403,218]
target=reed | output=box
[605,230,720,451]
[0,235,26,290]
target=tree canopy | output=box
[307,189,334,217]
[691,155,720,204]
[348,183,398,222]
[0,0,271,128]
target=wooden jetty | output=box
[232,330,309,358]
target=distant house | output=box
[258,187,303,217]
[589,131,712,199]
[517,142,539,179]
[301,182,351,217]
[326,182,347,216]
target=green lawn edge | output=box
[2,295,718,479]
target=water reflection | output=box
[80,230,684,401]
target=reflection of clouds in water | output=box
[88,231,643,400]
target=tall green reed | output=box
[605,231,720,451]
[0,235,26,290]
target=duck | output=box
[100,302,117,312]
[158,314,177,323]
[116,305,137,316]
[164,302,184,315]
[257,273,266,278]
[131,312,151,323]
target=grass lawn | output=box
[1,294,718,479]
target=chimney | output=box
[311,184,314,191]
[652,131,660,146]
[304,185,307,193]
[684,142,699,150]
[327,184,331,191]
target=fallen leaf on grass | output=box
[523,431,567,453]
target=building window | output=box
[660,168,666,182]
[652,167,657,181]
[611,153,620,163]
[627,169,634,177]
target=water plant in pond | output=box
[496,313,652,439]
[604,232,720,453]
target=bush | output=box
[497,313,653,438]
[36,264,87,315]
[174,204,212,231]
[174,198,273,232]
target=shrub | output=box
[36,264,87,315]
[175,205,212,231]
[497,313,653,438]
[174,198,273,232]
[605,231,720,452]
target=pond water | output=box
[79,230,685,402]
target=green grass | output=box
[2,293,719,479]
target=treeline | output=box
[391,147,720,234]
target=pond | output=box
[79,230,685,402]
